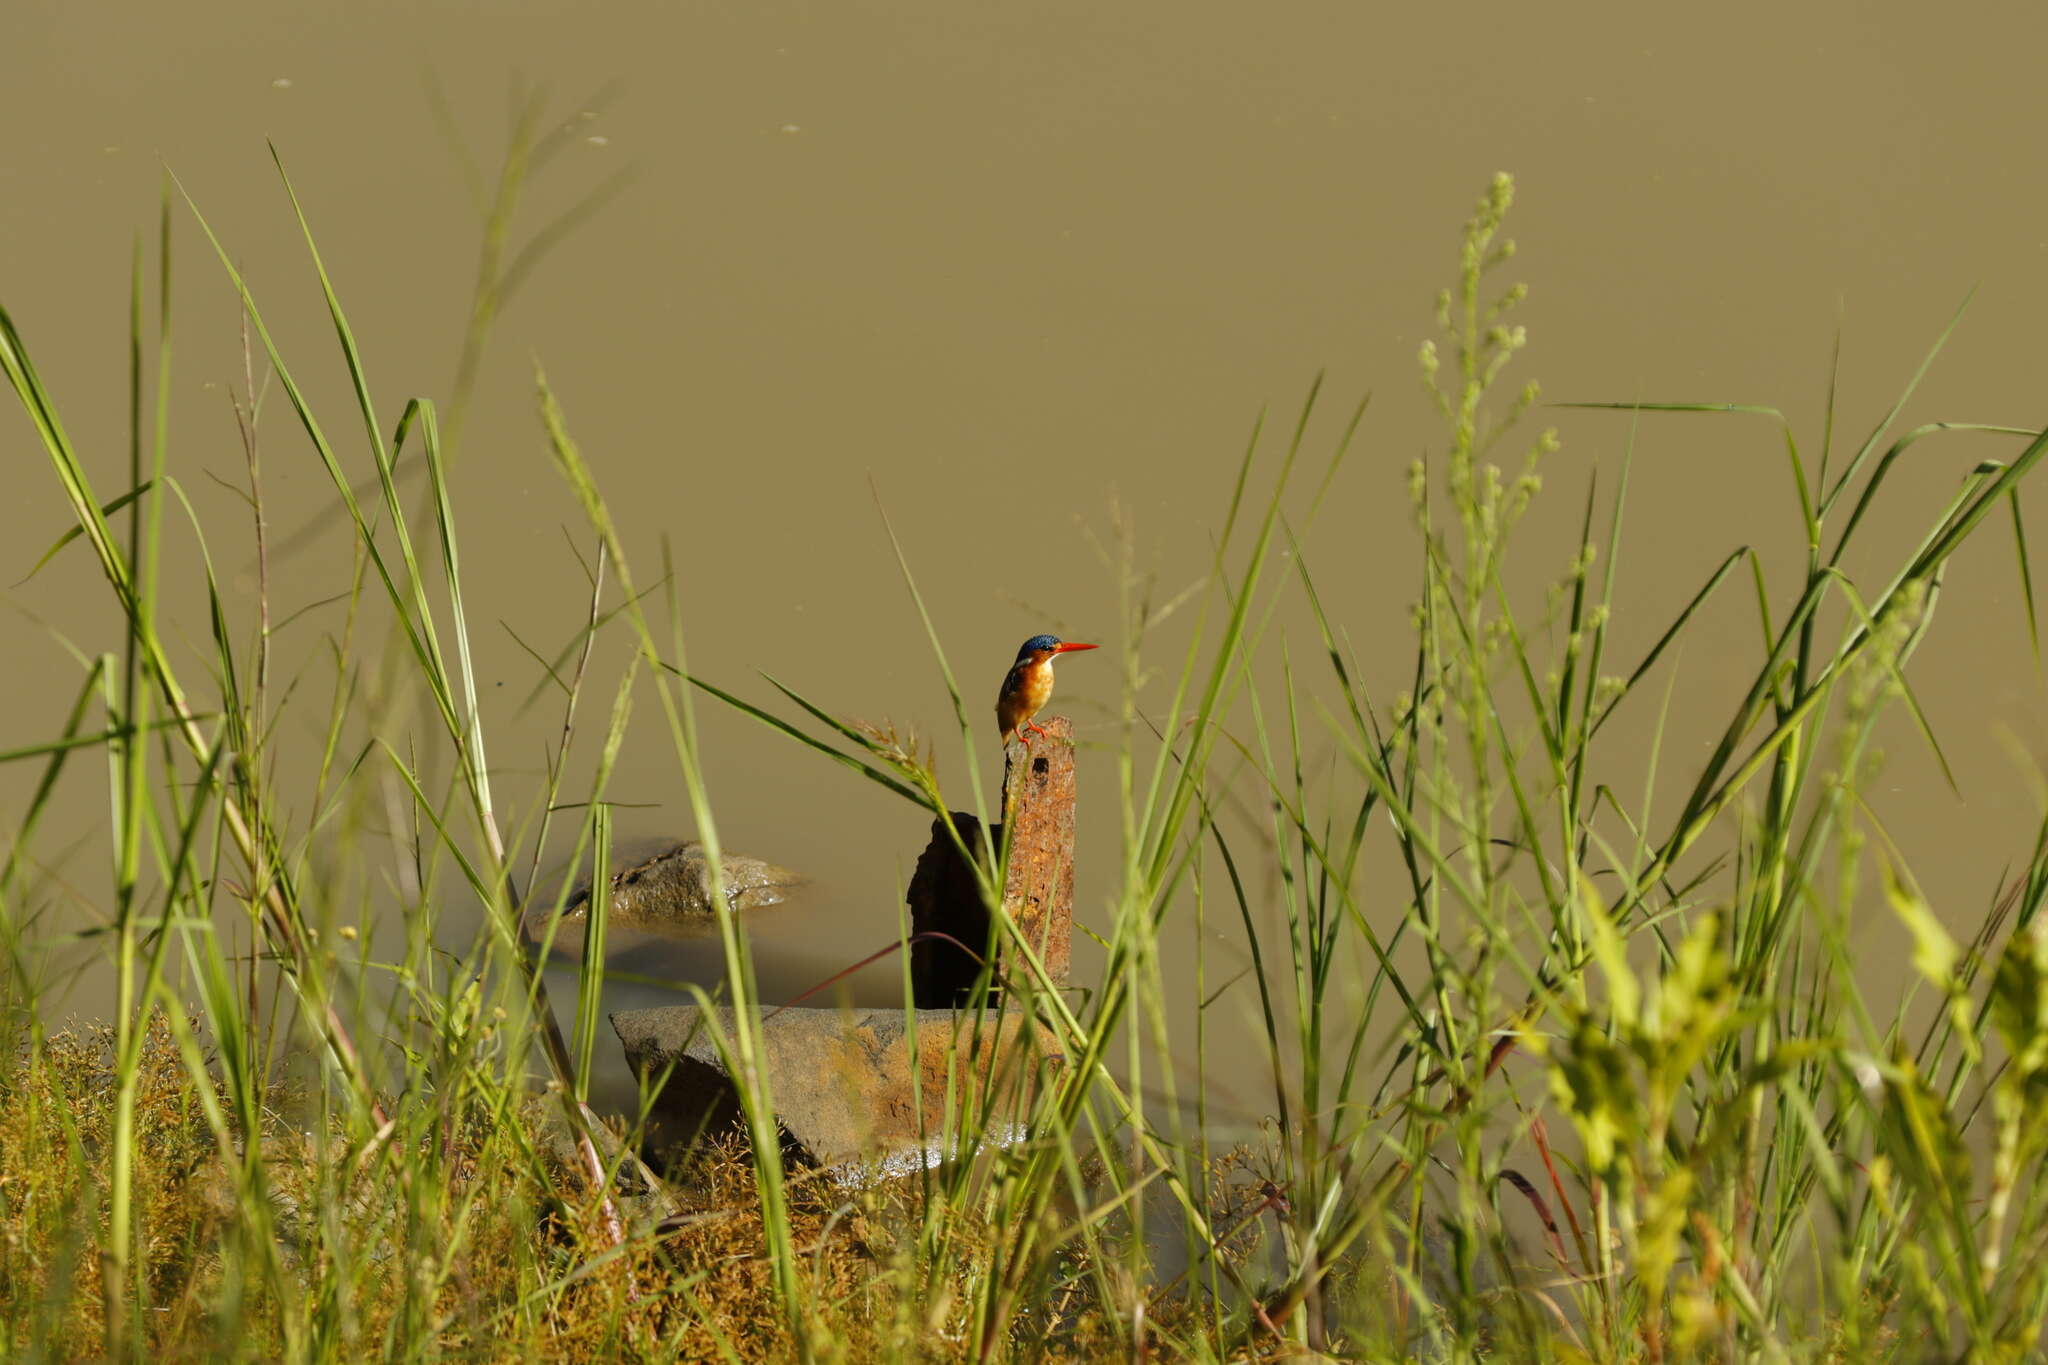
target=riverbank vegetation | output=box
[5,128,2047,1361]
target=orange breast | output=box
[996,659,1056,737]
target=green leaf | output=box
[1883,855,1979,1063]
[1544,1014,1637,1174]
[1573,877,1639,1030]
[1990,921,2048,1077]
[1882,856,1957,987]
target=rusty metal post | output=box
[907,716,1076,1006]
[997,715,1075,985]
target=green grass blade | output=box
[14,482,156,586]
[681,672,925,806]
[2011,488,2039,659]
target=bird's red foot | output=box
[1022,720,1051,745]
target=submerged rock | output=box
[553,841,803,932]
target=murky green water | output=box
[6,0,2048,1125]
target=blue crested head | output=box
[1014,634,1064,662]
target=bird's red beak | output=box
[1053,642,1099,654]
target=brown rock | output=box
[611,1004,1058,1174]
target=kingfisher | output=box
[996,635,1098,748]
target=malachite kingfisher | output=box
[996,635,1098,748]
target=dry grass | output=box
[2,1015,263,1360]
[0,1014,1269,1362]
